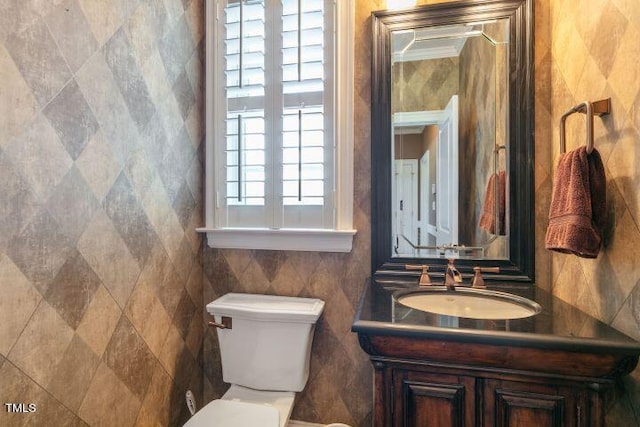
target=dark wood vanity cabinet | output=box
[392,370,476,427]
[482,379,589,427]
[375,360,604,427]
[354,283,640,427]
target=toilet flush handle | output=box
[208,316,233,329]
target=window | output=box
[199,0,355,252]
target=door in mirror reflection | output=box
[391,19,510,260]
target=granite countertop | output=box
[352,278,640,355]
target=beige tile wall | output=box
[0,0,205,426]
[203,1,638,426]
[540,0,640,423]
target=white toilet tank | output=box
[206,293,325,392]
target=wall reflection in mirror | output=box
[391,19,510,260]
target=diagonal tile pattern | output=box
[541,0,640,422]
[0,1,204,426]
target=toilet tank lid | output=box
[206,293,325,323]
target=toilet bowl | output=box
[184,293,325,427]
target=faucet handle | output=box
[405,264,432,285]
[471,266,500,289]
[446,259,463,284]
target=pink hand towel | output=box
[545,146,606,258]
[479,170,506,235]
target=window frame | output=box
[198,0,356,252]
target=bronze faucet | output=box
[405,264,432,286]
[444,259,463,290]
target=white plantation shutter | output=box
[217,0,335,229]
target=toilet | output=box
[184,293,325,427]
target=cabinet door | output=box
[393,371,475,427]
[484,379,587,427]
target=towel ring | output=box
[559,98,610,154]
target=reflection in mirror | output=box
[391,20,510,260]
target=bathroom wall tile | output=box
[43,80,100,161]
[46,335,100,412]
[0,2,38,44]
[159,324,186,381]
[44,250,102,330]
[3,17,72,106]
[573,56,607,107]
[6,208,74,293]
[4,113,73,200]
[203,250,240,296]
[185,0,204,45]
[172,182,196,230]
[607,24,640,113]
[0,152,40,251]
[184,95,204,150]
[103,28,156,132]
[552,18,589,96]
[172,289,196,339]
[78,362,141,427]
[185,261,203,304]
[138,362,174,426]
[0,361,82,427]
[578,253,627,324]
[0,44,37,149]
[172,70,196,120]
[46,166,100,245]
[2,0,203,421]
[104,172,160,268]
[143,244,184,318]
[185,46,203,104]
[140,48,173,108]
[0,254,41,357]
[75,52,139,165]
[45,0,99,73]
[8,301,75,387]
[270,260,307,297]
[75,130,121,202]
[172,238,196,283]
[77,0,123,46]
[103,317,157,400]
[125,1,158,66]
[587,1,627,78]
[164,0,187,30]
[125,279,157,336]
[158,15,194,85]
[611,280,640,341]
[239,261,271,294]
[140,174,174,238]
[605,210,640,297]
[158,128,195,204]
[612,0,640,30]
[607,123,640,227]
[160,209,190,264]
[252,250,287,282]
[185,310,203,358]
[124,143,158,203]
[77,211,141,308]
[76,286,123,358]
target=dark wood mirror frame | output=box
[371,0,534,282]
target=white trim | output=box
[197,228,357,252]
[335,0,354,232]
[201,0,356,252]
[393,110,444,127]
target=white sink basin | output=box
[395,287,541,320]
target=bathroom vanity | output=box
[352,280,640,427]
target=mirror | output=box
[372,0,534,281]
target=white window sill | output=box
[196,227,357,252]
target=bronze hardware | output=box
[208,316,233,330]
[405,264,432,285]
